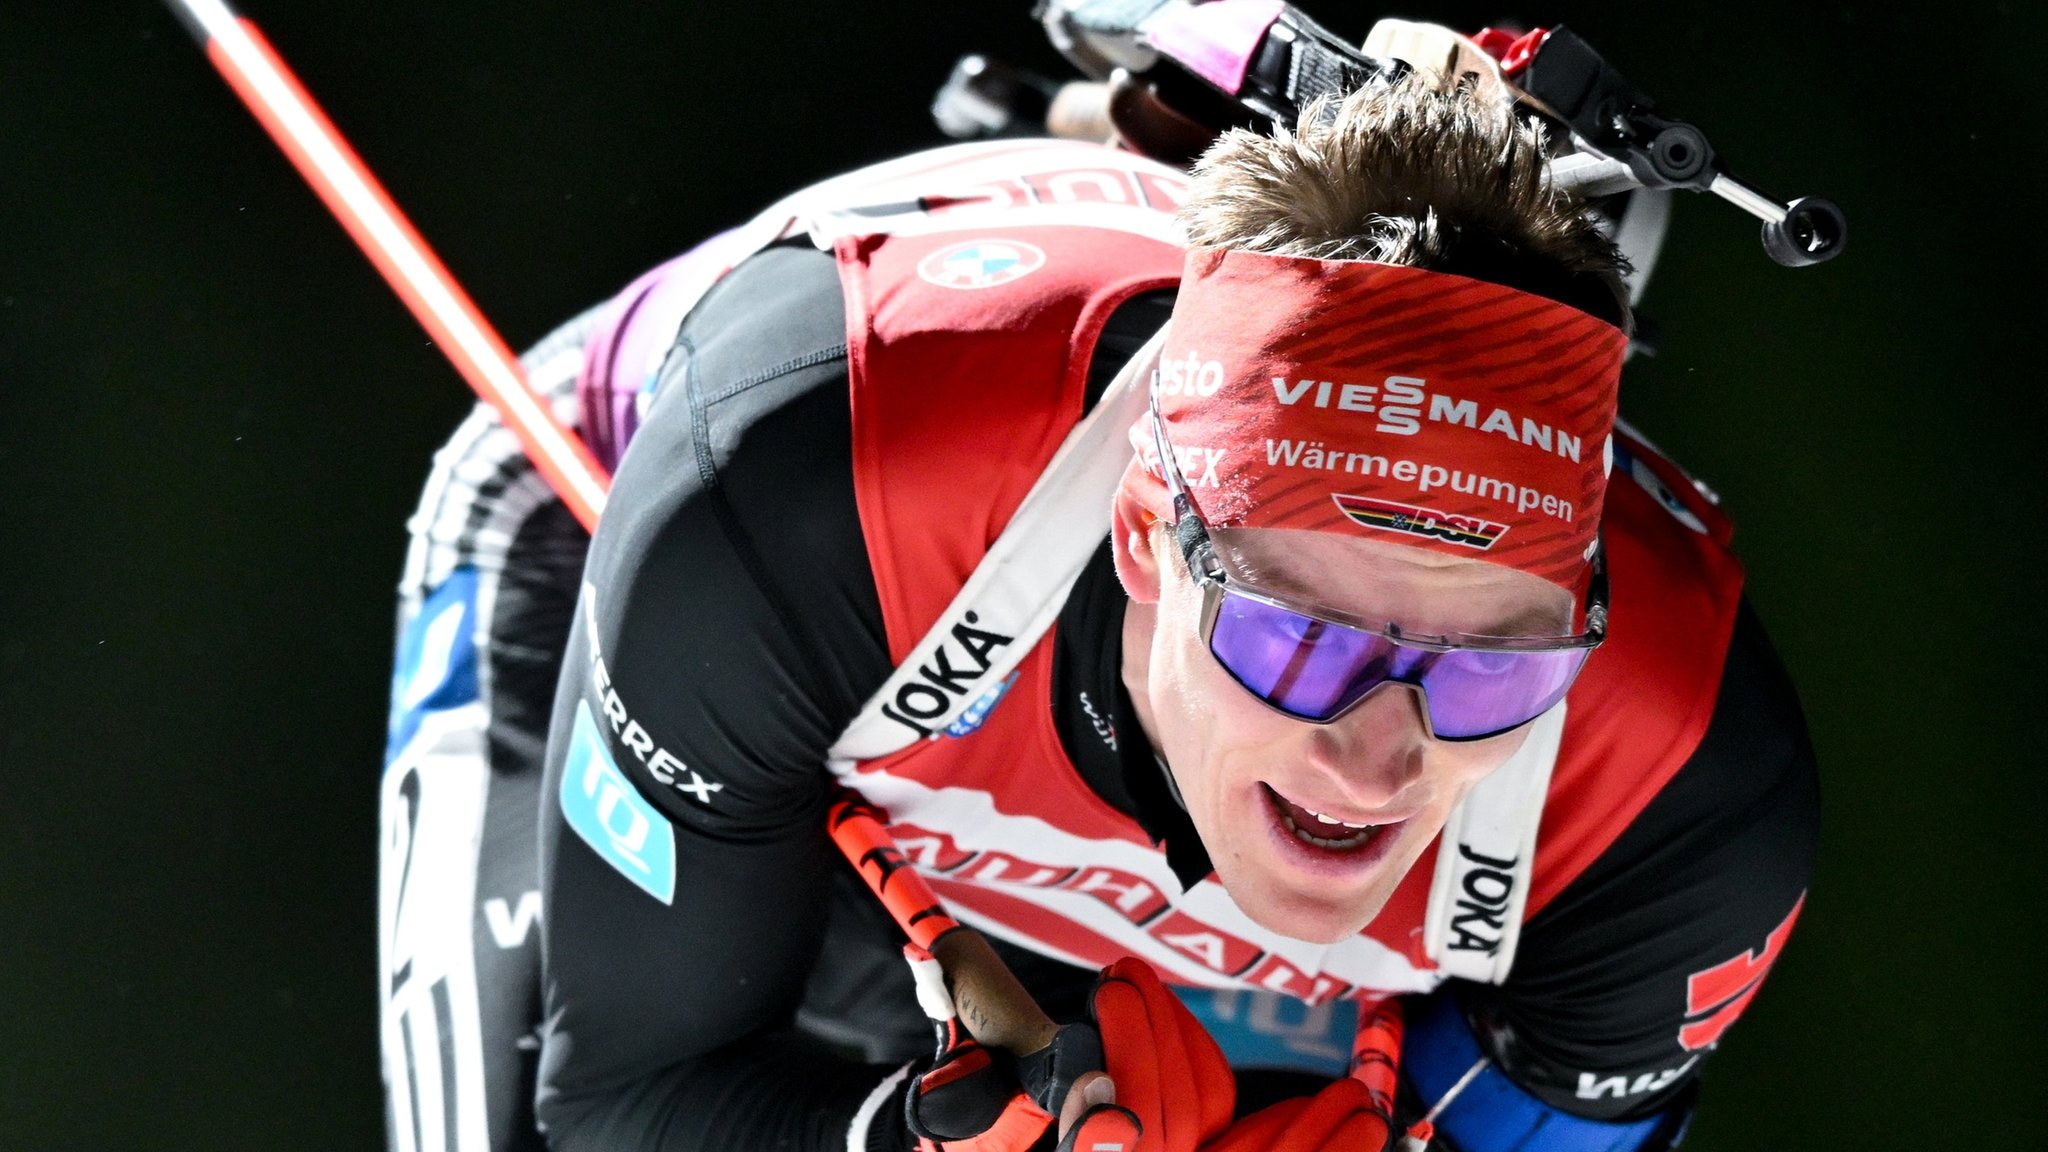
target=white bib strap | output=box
[828,331,1166,765]
[1423,702,1564,982]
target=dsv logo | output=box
[880,610,1015,738]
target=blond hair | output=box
[1178,76,1631,328]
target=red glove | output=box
[1089,958,1237,1152]
[897,946,1142,1152]
[1200,1077,1393,1152]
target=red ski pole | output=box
[164,0,610,532]
[163,0,1062,1059]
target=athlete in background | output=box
[379,67,1815,1152]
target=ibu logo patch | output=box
[917,239,1046,290]
[945,671,1020,739]
[560,700,676,904]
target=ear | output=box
[1112,456,1173,605]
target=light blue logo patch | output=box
[560,700,676,904]
[386,567,481,763]
[945,671,1021,738]
[1174,988,1359,1076]
[917,239,1047,290]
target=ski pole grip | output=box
[828,795,1059,1055]
[932,928,1063,1056]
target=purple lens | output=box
[1416,645,1584,739]
[1208,592,1405,719]
[1206,587,1587,738]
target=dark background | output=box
[3,1,2042,1148]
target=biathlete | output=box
[376,56,1817,1152]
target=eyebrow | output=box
[1224,548,1572,638]
[1475,602,1574,638]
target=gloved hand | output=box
[1201,1076,1393,1152]
[1088,957,1236,1152]
[886,945,1142,1152]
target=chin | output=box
[1251,902,1379,946]
[1219,863,1393,945]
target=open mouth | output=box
[1262,784,1386,852]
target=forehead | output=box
[1210,526,1572,637]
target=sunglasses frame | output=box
[1148,398,1608,738]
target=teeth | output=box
[1279,808,1377,850]
[1303,809,1374,830]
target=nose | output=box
[1299,681,1431,808]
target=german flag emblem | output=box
[1331,495,1509,551]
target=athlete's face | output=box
[1117,520,1572,944]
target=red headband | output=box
[1136,248,1626,594]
